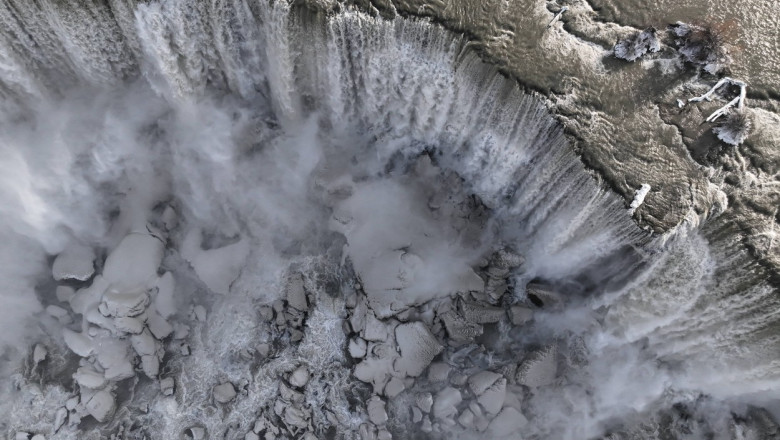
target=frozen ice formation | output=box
[628,184,652,216]
[52,242,96,282]
[516,345,558,388]
[181,228,250,294]
[671,22,732,75]
[614,28,661,62]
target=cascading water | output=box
[0,1,778,439]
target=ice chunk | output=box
[460,302,505,324]
[290,366,310,388]
[84,389,115,422]
[153,272,176,318]
[33,344,47,364]
[432,387,461,420]
[488,407,528,437]
[468,371,502,396]
[367,396,388,425]
[74,367,108,389]
[52,242,95,282]
[103,233,164,291]
[114,316,144,334]
[349,337,368,358]
[416,393,433,413]
[427,362,451,382]
[383,377,404,398]
[477,377,506,415]
[63,330,94,357]
[393,322,443,377]
[516,345,558,387]
[213,382,237,403]
[100,289,150,317]
[147,311,173,339]
[285,273,308,311]
[56,286,75,303]
[160,377,175,396]
[508,306,533,326]
[130,329,157,356]
[181,228,249,295]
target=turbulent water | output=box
[0,1,778,439]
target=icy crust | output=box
[614,28,660,62]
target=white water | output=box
[0,1,778,439]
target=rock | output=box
[349,337,368,358]
[516,345,558,388]
[33,344,47,364]
[84,389,115,422]
[508,306,533,326]
[52,242,95,282]
[245,432,260,440]
[367,396,388,425]
[432,387,461,420]
[393,322,443,377]
[31,435,45,440]
[160,377,175,396]
[213,382,237,403]
[377,429,392,440]
[488,407,528,437]
[427,362,450,382]
[15,433,29,440]
[290,366,310,388]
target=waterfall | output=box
[0,1,777,439]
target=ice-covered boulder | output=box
[614,28,661,61]
[52,242,95,282]
[393,322,443,377]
